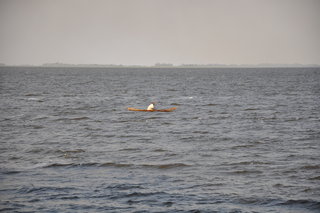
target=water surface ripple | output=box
[0,67,319,212]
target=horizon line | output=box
[1,62,320,68]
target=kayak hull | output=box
[128,107,177,112]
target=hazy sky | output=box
[1,0,319,65]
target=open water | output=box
[0,67,319,213]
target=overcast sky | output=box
[0,0,319,65]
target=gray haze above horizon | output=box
[0,0,320,66]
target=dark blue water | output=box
[0,67,319,212]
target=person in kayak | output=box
[147,102,155,110]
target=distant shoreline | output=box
[1,64,319,68]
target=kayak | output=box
[128,107,176,112]
[128,107,177,112]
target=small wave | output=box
[58,149,85,158]
[18,186,75,194]
[277,199,320,210]
[230,144,256,149]
[192,131,209,134]
[26,148,46,154]
[301,188,313,193]
[235,196,320,210]
[152,148,167,152]
[33,115,50,120]
[0,207,17,212]
[119,135,141,138]
[28,125,44,129]
[54,149,86,158]
[284,117,303,122]
[124,191,163,198]
[215,115,231,120]
[62,94,76,97]
[141,163,190,169]
[0,169,21,175]
[53,116,90,122]
[101,162,190,169]
[229,170,263,175]
[70,116,90,120]
[25,93,42,97]
[63,149,85,154]
[108,191,168,201]
[146,116,162,120]
[228,161,270,166]
[119,148,141,152]
[300,165,320,170]
[73,80,95,85]
[244,108,260,111]
[105,184,144,190]
[43,163,75,168]
[162,122,173,125]
[178,96,194,100]
[100,162,132,168]
[203,103,218,106]
[115,119,133,123]
[237,197,264,205]
[104,134,116,138]
[27,97,44,102]
[43,162,98,168]
[273,183,294,188]
[59,195,80,200]
[308,176,320,180]
[84,127,103,131]
[42,162,191,170]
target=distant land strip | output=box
[0,63,319,68]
